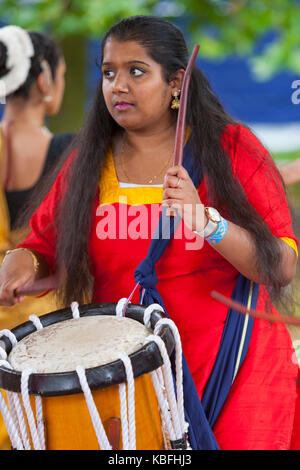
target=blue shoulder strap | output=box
[134,137,259,449]
[202,276,259,428]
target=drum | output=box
[0,300,188,450]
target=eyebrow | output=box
[102,60,151,67]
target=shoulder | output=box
[47,133,76,159]
[221,123,269,165]
[50,132,76,146]
[220,123,279,188]
[221,123,263,146]
[43,133,76,175]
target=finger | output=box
[0,296,18,306]
[162,187,184,200]
[0,285,20,306]
[0,282,17,300]
[163,174,185,189]
[164,165,189,180]
[0,274,34,304]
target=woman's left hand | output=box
[162,165,207,232]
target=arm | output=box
[278,159,300,186]
[0,248,50,305]
[211,220,297,286]
[162,164,297,287]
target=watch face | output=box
[206,207,221,223]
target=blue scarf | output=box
[134,138,259,449]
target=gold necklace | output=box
[120,136,173,184]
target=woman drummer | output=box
[0,16,298,450]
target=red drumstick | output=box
[14,276,59,297]
[173,44,200,167]
[166,45,199,218]
[211,290,300,326]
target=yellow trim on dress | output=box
[98,149,163,206]
[99,128,192,206]
[280,237,298,257]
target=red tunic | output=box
[19,124,300,450]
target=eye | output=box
[130,67,145,77]
[102,69,115,79]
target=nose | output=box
[112,72,129,94]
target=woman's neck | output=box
[114,122,178,185]
[123,122,177,156]
[2,99,47,130]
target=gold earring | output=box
[171,91,180,110]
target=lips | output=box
[114,101,133,110]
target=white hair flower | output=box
[0,25,34,100]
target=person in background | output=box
[279,159,300,186]
[0,25,75,449]
[0,25,75,242]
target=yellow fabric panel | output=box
[0,290,59,330]
[98,128,191,207]
[280,237,298,257]
[99,149,163,206]
[0,128,11,252]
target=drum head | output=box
[0,303,174,397]
[9,316,152,373]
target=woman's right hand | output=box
[0,250,37,306]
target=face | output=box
[101,39,180,132]
[45,59,66,115]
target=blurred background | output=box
[1,0,300,158]
[1,0,300,344]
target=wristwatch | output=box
[194,207,222,238]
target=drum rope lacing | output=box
[0,324,47,450]
[21,368,45,450]
[118,353,136,450]
[116,298,190,449]
[0,360,24,450]
[76,365,112,450]
[0,303,189,450]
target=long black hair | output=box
[0,30,63,100]
[32,16,293,308]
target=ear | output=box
[36,61,53,94]
[36,72,49,95]
[169,68,185,94]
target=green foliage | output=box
[1,0,300,78]
[0,0,155,36]
[273,149,300,166]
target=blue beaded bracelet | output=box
[206,217,228,246]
